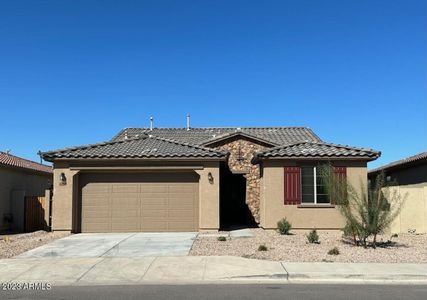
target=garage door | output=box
[80,172,199,232]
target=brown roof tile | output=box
[41,135,228,161]
[0,152,52,174]
[252,142,380,162]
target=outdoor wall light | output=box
[208,172,214,184]
[59,172,67,185]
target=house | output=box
[369,152,427,234]
[0,151,52,232]
[41,126,380,233]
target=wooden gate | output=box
[24,196,47,232]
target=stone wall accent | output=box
[208,136,271,223]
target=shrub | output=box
[217,236,227,242]
[277,218,292,235]
[258,244,268,251]
[328,247,340,255]
[307,229,319,244]
[319,165,406,248]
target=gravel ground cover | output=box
[0,230,69,259]
[190,228,427,263]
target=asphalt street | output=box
[2,284,427,300]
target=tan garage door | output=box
[80,172,199,232]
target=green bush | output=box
[307,229,319,244]
[258,244,268,251]
[217,236,227,242]
[327,247,340,255]
[277,218,292,235]
[319,165,405,248]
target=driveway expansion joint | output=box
[139,257,157,282]
[100,233,138,257]
[74,258,107,284]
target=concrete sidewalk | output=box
[0,256,426,286]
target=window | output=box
[301,166,329,204]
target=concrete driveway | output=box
[16,232,198,258]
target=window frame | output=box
[300,166,330,205]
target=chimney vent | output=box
[186,113,190,131]
[150,116,154,131]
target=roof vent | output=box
[150,116,154,131]
[124,130,128,140]
[186,113,190,131]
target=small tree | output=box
[319,165,404,248]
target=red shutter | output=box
[284,167,301,205]
[333,166,347,179]
[332,166,347,204]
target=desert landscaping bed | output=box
[0,230,69,259]
[190,228,427,263]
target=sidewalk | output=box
[0,256,426,286]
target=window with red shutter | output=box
[284,167,301,205]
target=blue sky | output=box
[0,0,425,169]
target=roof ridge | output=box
[122,126,315,130]
[41,134,229,159]
[264,141,379,153]
[200,131,280,147]
[146,135,229,155]
[0,151,49,168]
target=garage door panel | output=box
[141,209,168,217]
[141,192,169,199]
[111,198,139,206]
[112,184,139,193]
[141,185,169,193]
[168,222,196,231]
[83,210,110,218]
[142,198,169,206]
[80,172,199,232]
[111,223,140,232]
[168,210,194,218]
[112,209,140,218]
[168,185,195,193]
[168,197,195,206]
[82,184,110,194]
[142,221,168,232]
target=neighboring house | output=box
[41,126,379,233]
[0,152,52,232]
[369,152,427,234]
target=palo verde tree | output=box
[318,164,405,248]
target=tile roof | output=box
[369,151,427,174]
[41,135,228,161]
[112,127,322,146]
[252,142,380,162]
[0,152,52,174]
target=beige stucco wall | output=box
[195,162,220,230]
[51,160,221,232]
[0,167,52,231]
[388,183,427,234]
[51,164,79,231]
[259,160,368,230]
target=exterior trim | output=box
[70,166,204,171]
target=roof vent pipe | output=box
[186,113,190,131]
[150,116,154,131]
